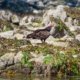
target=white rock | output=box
[11,14,19,23]
[0,10,12,21]
[0,60,6,69]
[60,35,74,41]
[60,11,67,22]
[53,5,67,21]
[14,51,23,64]
[28,16,34,24]
[46,36,69,47]
[43,5,67,24]
[19,16,28,26]
[0,10,5,20]
[75,34,80,42]
[0,53,15,66]
[0,31,14,39]
[13,33,24,40]
[42,15,50,26]
[73,19,78,26]
[64,17,80,31]
[33,10,40,14]
[29,39,42,45]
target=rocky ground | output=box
[0,5,80,78]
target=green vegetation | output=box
[43,54,53,65]
[21,51,33,68]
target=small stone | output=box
[11,14,19,24]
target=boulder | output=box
[43,5,67,25]
[0,31,15,39]
[0,53,16,69]
[46,36,69,47]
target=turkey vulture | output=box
[27,23,54,42]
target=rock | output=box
[30,52,45,64]
[75,34,80,42]
[0,51,23,70]
[0,61,6,69]
[53,5,67,21]
[0,10,12,21]
[28,16,34,24]
[19,16,28,26]
[37,1,44,7]
[14,51,23,64]
[60,11,67,22]
[13,33,24,40]
[46,36,69,47]
[19,15,35,26]
[0,31,15,39]
[28,39,42,45]
[65,17,80,31]
[60,35,74,42]
[42,15,50,26]
[0,53,16,69]
[43,5,67,25]
[33,10,41,14]
[73,19,78,26]
[0,10,5,20]
[11,14,19,24]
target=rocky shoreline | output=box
[0,5,80,78]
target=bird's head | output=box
[47,21,57,28]
[46,22,57,31]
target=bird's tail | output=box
[27,33,34,38]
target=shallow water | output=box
[0,74,80,80]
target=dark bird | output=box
[27,23,54,42]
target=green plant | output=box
[21,51,32,68]
[43,54,53,65]
[53,51,66,67]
